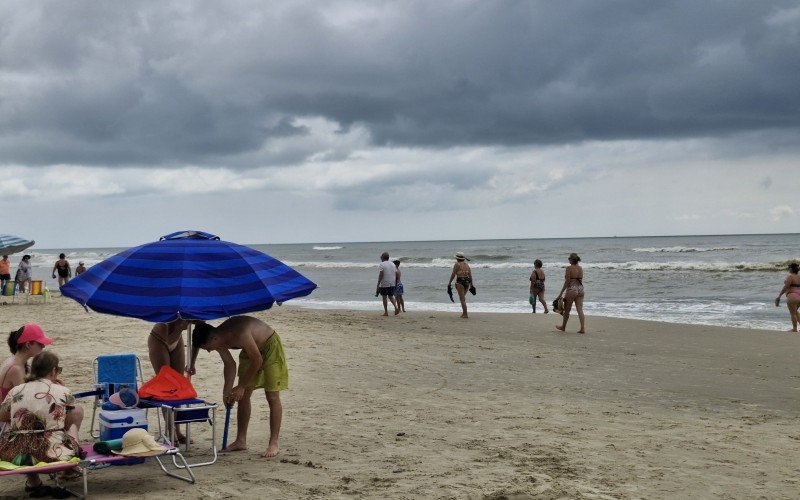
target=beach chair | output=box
[77,354,218,468]
[0,442,195,498]
[1,281,16,303]
[78,354,144,439]
[138,398,219,468]
[26,280,48,304]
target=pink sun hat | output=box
[17,324,54,346]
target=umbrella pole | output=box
[186,322,193,380]
[185,321,193,448]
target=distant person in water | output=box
[393,260,406,313]
[775,262,800,332]
[52,253,71,287]
[529,259,548,313]
[75,261,87,276]
[556,253,585,333]
[448,252,473,318]
[376,252,399,316]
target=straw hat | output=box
[112,428,168,457]
[454,252,470,261]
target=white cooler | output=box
[99,408,148,441]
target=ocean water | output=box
[15,234,799,331]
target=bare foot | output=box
[381,312,388,316]
[394,308,400,315]
[261,443,279,459]
[460,314,468,319]
[225,440,247,452]
[555,325,565,331]
[175,432,194,445]
[544,309,549,314]
[578,330,585,334]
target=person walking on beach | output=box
[529,259,548,313]
[189,316,288,458]
[448,252,474,318]
[393,260,406,313]
[775,262,800,332]
[148,319,192,443]
[75,261,87,276]
[0,255,10,289]
[16,255,32,294]
[52,253,71,287]
[376,252,399,316]
[555,253,585,333]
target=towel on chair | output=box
[93,439,124,455]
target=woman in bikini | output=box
[448,252,473,318]
[529,259,549,313]
[148,319,191,443]
[555,253,585,333]
[775,262,800,332]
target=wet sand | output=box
[1,298,798,498]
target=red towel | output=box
[138,366,197,400]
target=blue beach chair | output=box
[78,354,144,439]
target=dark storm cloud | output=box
[1,0,798,168]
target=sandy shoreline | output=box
[1,298,799,499]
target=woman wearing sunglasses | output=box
[0,351,85,496]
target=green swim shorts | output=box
[238,332,289,392]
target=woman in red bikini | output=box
[775,262,800,332]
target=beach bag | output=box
[529,294,536,305]
[552,297,565,314]
[138,366,197,400]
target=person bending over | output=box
[148,319,191,443]
[189,316,288,458]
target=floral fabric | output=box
[0,379,84,462]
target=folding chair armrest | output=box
[74,388,104,399]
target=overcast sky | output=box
[1,0,799,248]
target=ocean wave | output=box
[313,246,343,250]
[288,298,783,330]
[464,254,512,261]
[631,246,737,253]
[583,261,788,272]
[284,259,790,272]
[284,259,535,269]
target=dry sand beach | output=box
[1,298,799,499]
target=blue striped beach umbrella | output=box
[0,234,35,255]
[60,230,316,323]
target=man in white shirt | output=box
[376,252,399,316]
